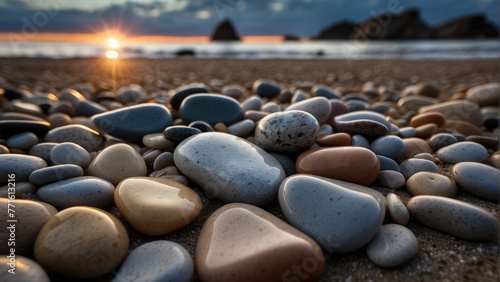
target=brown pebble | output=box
[415,124,437,139]
[401,138,434,160]
[443,120,482,136]
[214,123,228,133]
[316,133,352,147]
[410,112,445,128]
[466,135,499,150]
[414,83,440,98]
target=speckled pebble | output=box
[163,125,202,143]
[180,94,243,125]
[50,142,91,168]
[29,164,84,186]
[0,154,47,182]
[366,224,418,268]
[377,170,405,189]
[429,133,458,151]
[386,193,410,225]
[436,141,489,164]
[28,142,58,164]
[285,96,332,124]
[399,158,439,179]
[44,124,104,152]
[334,119,388,138]
[451,162,500,201]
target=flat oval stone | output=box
[88,144,147,185]
[180,94,243,126]
[240,96,263,112]
[76,100,107,117]
[296,147,380,186]
[196,203,324,282]
[255,111,319,153]
[377,170,405,189]
[0,199,57,255]
[334,119,388,138]
[0,256,50,282]
[174,132,285,206]
[34,206,129,278]
[466,83,500,107]
[227,119,255,137]
[312,85,341,99]
[414,82,440,98]
[386,193,410,225]
[399,127,417,138]
[0,154,47,182]
[399,159,439,179]
[316,133,352,147]
[406,172,457,197]
[279,175,385,253]
[410,112,445,128]
[116,84,147,104]
[37,176,115,209]
[466,135,499,150]
[407,195,498,241]
[163,125,202,143]
[171,83,210,110]
[6,132,38,150]
[370,135,404,160]
[0,120,51,138]
[222,84,245,99]
[28,142,57,164]
[378,155,400,172]
[253,79,281,98]
[261,101,280,113]
[451,162,500,201]
[401,138,434,159]
[291,89,308,103]
[397,96,438,112]
[142,133,176,150]
[415,123,437,139]
[92,104,173,143]
[437,141,489,164]
[419,101,483,126]
[44,124,104,152]
[334,110,392,130]
[153,152,174,171]
[115,177,202,236]
[50,142,91,168]
[285,97,332,124]
[429,133,458,151]
[113,241,193,282]
[29,164,84,186]
[351,134,370,148]
[366,224,418,268]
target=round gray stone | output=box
[163,125,202,144]
[370,135,404,160]
[50,142,91,168]
[241,95,263,112]
[366,224,418,268]
[451,162,500,201]
[399,158,439,179]
[406,172,457,197]
[429,133,457,151]
[351,134,370,148]
[0,256,50,282]
[285,96,332,125]
[153,152,174,171]
[227,119,255,138]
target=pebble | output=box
[351,134,370,148]
[174,132,285,206]
[0,256,50,282]
[335,110,392,129]
[254,110,319,153]
[171,83,210,110]
[325,100,349,126]
[399,127,417,138]
[153,152,174,171]
[0,182,36,197]
[316,133,352,147]
[240,95,263,112]
[291,89,308,103]
[378,155,400,172]
[413,152,436,163]
[466,135,499,150]
[376,170,405,189]
[319,124,333,135]
[0,154,47,182]
[419,101,483,126]
[386,193,410,225]
[0,198,57,255]
[188,120,215,132]
[465,83,500,107]
[285,96,332,124]
[296,147,380,186]
[37,176,115,209]
[366,224,418,267]
[399,158,439,179]
[92,104,173,143]
[429,133,458,151]
[88,144,147,185]
[196,203,324,282]
[44,124,104,152]
[407,195,498,241]
[12,100,43,116]
[444,120,482,136]
[6,132,38,150]
[406,172,457,197]
[28,143,59,165]
[334,119,388,138]
[253,79,282,98]
[244,110,269,122]
[34,206,129,278]
[397,96,438,112]
[269,152,296,176]
[226,119,255,138]
[0,145,9,154]
[0,120,51,138]
[76,100,107,117]
[142,133,176,150]
[436,141,489,164]
[113,241,194,282]
[414,82,440,98]
[313,176,387,207]
[50,142,91,168]
[180,94,243,125]
[261,101,280,113]
[415,123,437,139]
[451,162,500,201]
[29,164,84,186]
[410,112,445,128]
[279,175,385,253]
[116,84,147,104]
[401,137,434,159]
[222,84,245,99]
[370,135,404,160]
[312,85,341,99]
[163,125,202,143]
[115,177,202,235]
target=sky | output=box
[0,0,498,41]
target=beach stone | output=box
[401,138,434,159]
[153,152,174,171]
[48,101,75,116]
[142,133,176,150]
[319,124,333,135]
[3,87,31,100]
[163,125,202,143]
[171,83,210,110]
[115,177,202,236]
[316,133,351,147]
[370,135,404,160]
[222,84,245,99]
[413,152,436,163]
[0,256,50,282]
[269,152,296,176]
[241,96,263,112]
[244,110,269,122]
[50,142,91,168]
[410,112,445,128]
[37,176,115,209]
[261,101,280,113]
[335,110,391,129]
[419,101,483,126]
[44,124,104,152]
[345,100,369,111]
[399,159,439,179]
[334,119,388,138]
[406,172,457,197]
[188,120,215,132]
[436,141,489,164]
[291,89,308,103]
[285,96,332,124]
[484,117,499,131]
[397,96,438,112]
[174,132,285,206]
[92,104,173,143]
[378,155,400,172]
[0,154,47,183]
[429,133,458,151]
[180,94,243,126]
[255,111,319,153]
[76,100,106,117]
[0,182,36,198]
[117,84,147,104]
[0,198,57,255]
[414,83,440,98]
[325,100,349,126]
[444,120,482,136]
[214,123,228,133]
[399,127,417,138]
[466,135,499,150]
[351,134,370,148]
[451,162,500,201]
[28,143,57,164]
[88,144,147,185]
[48,112,71,128]
[113,241,193,282]
[366,224,418,268]
[142,149,162,166]
[387,194,410,225]
[29,164,84,186]
[34,206,129,278]
[415,124,437,139]
[279,175,385,253]
[253,79,281,98]
[377,170,405,189]
[196,203,324,282]
[227,119,255,138]
[296,147,380,186]
[12,100,43,116]
[58,88,86,106]
[0,145,9,154]
[466,83,500,107]
[6,132,38,150]
[0,120,51,138]
[489,151,500,169]
[407,196,498,241]
[312,85,341,99]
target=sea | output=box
[0,40,499,60]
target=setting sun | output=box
[105,50,119,59]
[108,38,119,49]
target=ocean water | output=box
[0,40,498,60]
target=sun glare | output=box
[106,50,119,59]
[108,38,119,48]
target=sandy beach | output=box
[1,58,499,281]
